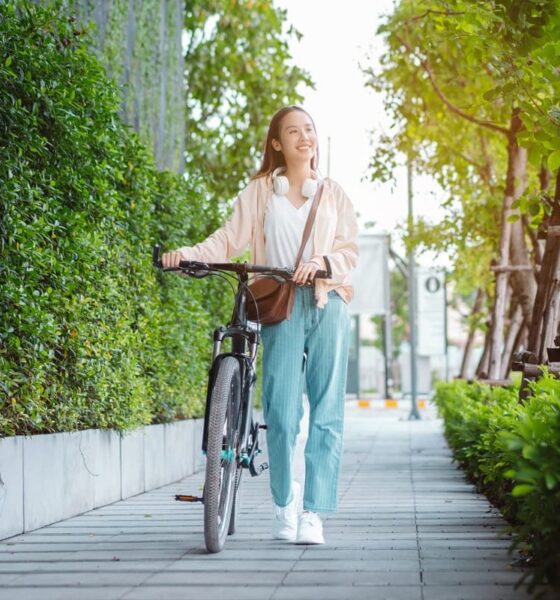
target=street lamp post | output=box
[407,157,421,421]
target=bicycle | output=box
[152,245,327,553]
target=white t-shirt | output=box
[264,193,314,268]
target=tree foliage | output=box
[367,0,560,374]
[184,0,313,201]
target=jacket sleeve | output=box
[319,184,359,283]
[176,182,256,262]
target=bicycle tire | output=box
[204,356,241,553]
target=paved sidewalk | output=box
[0,400,557,600]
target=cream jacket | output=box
[178,175,359,308]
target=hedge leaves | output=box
[0,3,227,435]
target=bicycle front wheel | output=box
[204,356,241,553]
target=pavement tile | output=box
[0,560,175,573]
[271,586,423,600]
[0,552,83,562]
[421,557,522,571]
[420,548,520,560]
[423,570,528,585]
[186,548,304,560]
[282,570,421,586]
[291,559,420,571]
[5,571,153,586]
[121,586,276,600]
[298,549,419,561]
[422,584,557,600]
[0,588,132,600]
[165,558,296,571]
[330,540,419,550]
[419,540,512,549]
[143,570,285,585]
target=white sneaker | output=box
[296,510,325,544]
[272,481,300,541]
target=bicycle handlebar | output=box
[152,245,329,280]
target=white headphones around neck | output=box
[272,167,319,199]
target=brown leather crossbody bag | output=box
[246,183,324,325]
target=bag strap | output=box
[294,182,324,268]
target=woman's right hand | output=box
[161,250,184,269]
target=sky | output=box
[274,0,447,262]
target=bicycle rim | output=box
[204,357,241,553]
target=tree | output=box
[184,0,313,202]
[366,0,560,379]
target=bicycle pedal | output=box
[175,494,204,503]
[258,424,267,430]
[249,461,269,477]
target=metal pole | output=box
[383,235,393,399]
[444,270,449,382]
[407,157,421,420]
[381,315,389,399]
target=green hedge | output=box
[0,3,229,435]
[434,377,560,591]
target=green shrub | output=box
[435,380,520,505]
[498,375,560,589]
[434,376,560,591]
[0,3,228,435]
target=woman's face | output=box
[272,110,317,166]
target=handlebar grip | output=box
[153,245,162,268]
[315,269,329,279]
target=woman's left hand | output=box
[292,260,321,286]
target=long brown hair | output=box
[252,106,319,179]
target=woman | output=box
[162,106,358,544]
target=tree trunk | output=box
[476,321,492,379]
[488,109,525,380]
[527,169,560,360]
[539,278,560,361]
[523,166,550,267]
[511,322,527,377]
[509,212,536,325]
[523,215,543,267]
[500,302,524,379]
[459,288,484,379]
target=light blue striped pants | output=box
[261,287,350,513]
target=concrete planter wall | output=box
[0,418,204,540]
